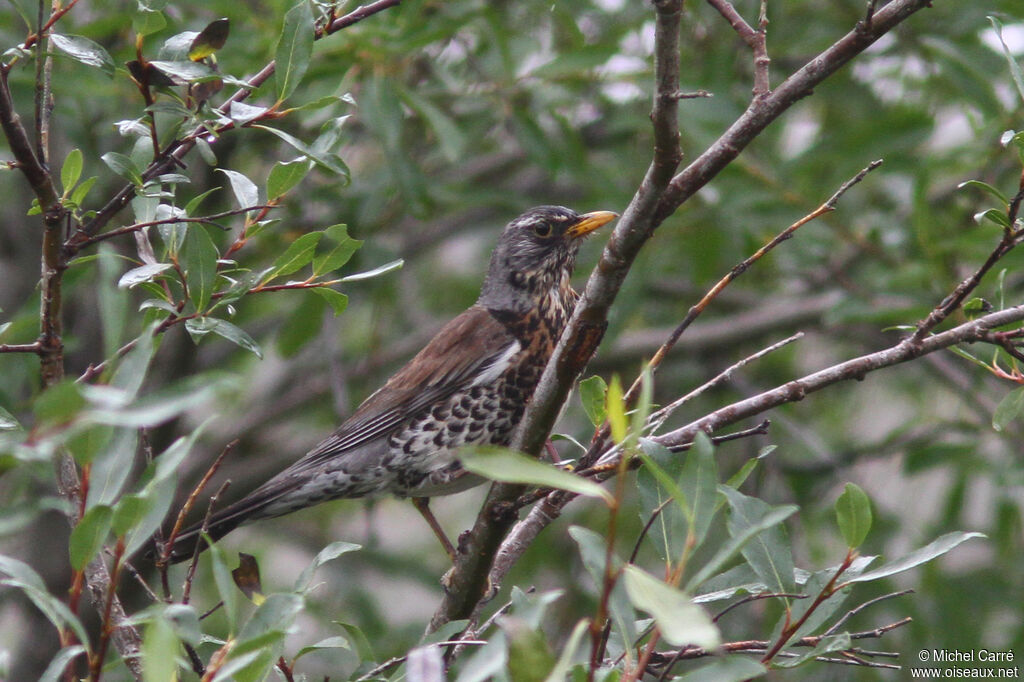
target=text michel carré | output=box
[932,650,1015,663]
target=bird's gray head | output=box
[477,206,617,312]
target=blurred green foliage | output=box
[0,0,1022,679]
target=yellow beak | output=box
[566,210,618,238]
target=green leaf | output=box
[834,482,872,548]
[543,619,589,682]
[87,428,140,507]
[721,486,796,594]
[132,9,166,37]
[112,493,153,537]
[606,375,627,445]
[461,447,614,505]
[70,176,97,207]
[268,232,322,280]
[147,60,219,83]
[973,208,1011,229]
[992,385,1024,432]
[675,656,767,682]
[209,542,239,633]
[774,633,852,668]
[957,179,1009,205]
[183,225,219,313]
[846,531,986,584]
[142,614,179,682]
[578,375,607,427]
[682,433,718,544]
[50,34,116,76]
[187,317,262,358]
[217,169,260,210]
[267,159,313,199]
[339,258,403,282]
[118,263,174,289]
[38,645,87,682]
[69,505,113,571]
[294,541,361,592]
[0,405,22,431]
[34,380,87,425]
[312,287,349,315]
[621,565,720,648]
[294,636,351,661]
[100,152,143,185]
[0,555,90,646]
[313,224,362,275]
[188,18,230,61]
[568,526,636,647]
[61,149,83,196]
[988,16,1024,105]
[253,124,349,177]
[686,504,797,592]
[275,0,315,102]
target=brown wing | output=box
[291,305,518,470]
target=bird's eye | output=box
[533,223,552,238]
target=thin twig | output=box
[355,640,487,682]
[823,589,913,636]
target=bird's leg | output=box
[411,497,457,561]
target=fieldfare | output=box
[166,206,617,563]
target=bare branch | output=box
[706,0,770,97]
[654,303,1024,450]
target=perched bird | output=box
[166,206,617,563]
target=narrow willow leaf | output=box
[188,18,230,61]
[61,149,83,195]
[313,224,362,275]
[621,565,721,648]
[118,263,174,289]
[846,532,986,584]
[295,541,361,592]
[461,447,614,505]
[675,656,767,682]
[69,505,113,571]
[183,225,218,313]
[187,318,263,358]
[686,504,798,592]
[578,375,607,427]
[339,258,403,282]
[101,152,143,185]
[217,168,260,210]
[38,645,87,682]
[50,34,116,76]
[275,0,314,101]
[142,615,179,682]
[267,158,312,199]
[606,375,626,445]
[312,287,348,315]
[834,482,872,548]
[992,385,1024,432]
[269,232,322,279]
[253,124,349,176]
[0,556,90,646]
[722,486,797,594]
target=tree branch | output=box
[653,303,1024,450]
